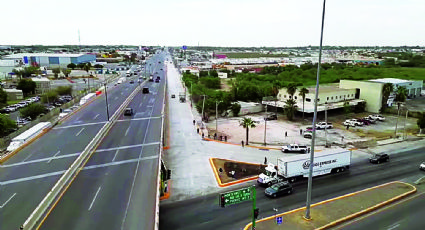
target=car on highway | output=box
[124,108,133,116]
[142,87,149,94]
[420,162,425,171]
[265,181,293,198]
[369,153,389,164]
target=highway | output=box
[38,52,168,230]
[159,147,425,230]
[0,52,166,230]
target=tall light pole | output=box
[201,95,206,121]
[264,104,267,146]
[403,108,408,139]
[104,82,110,121]
[325,102,328,147]
[395,102,401,138]
[216,100,222,135]
[305,0,326,220]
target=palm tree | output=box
[395,86,407,103]
[284,99,297,121]
[239,117,256,145]
[285,83,297,98]
[298,87,309,119]
[381,83,393,112]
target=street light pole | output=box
[325,102,328,147]
[403,109,408,139]
[305,0,326,220]
[201,95,206,121]
[104,82,110,121]
[395,102,401,138]
[264,104,267,146]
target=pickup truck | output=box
[316,122,333,129]
[281,144,308,153]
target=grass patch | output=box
[252,181,415,230]
[211,158,266,184]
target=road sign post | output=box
[219,187,252,207]
[251,186,256,230]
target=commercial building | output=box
[3,53,96,68]
[368,78,423,98]
[4,88,24,100]
[31,77,51,94]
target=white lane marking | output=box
[121,157,141,230]
[93,114,100,120]
[387,223,400,230]
[125,127,130,136]
[88,186,102,211]
[0,156,159,186]
[0,193,17,208]
[22,153,34,162]
[76,128,85,136]
[47,150,61,164]
[53,121,107,129]
[139,103,143,108]
[112,150,119,162]
[95,142,160,152]
[115,116,162,122]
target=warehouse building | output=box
[3,53,96,68]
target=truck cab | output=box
[257,163,286,187]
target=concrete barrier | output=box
[22,82,145,230]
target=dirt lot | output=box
[206,112,419,148]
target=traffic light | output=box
[220,194,225,208]
[253,208,259,219]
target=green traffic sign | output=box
[220,187,252,207]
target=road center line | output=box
[0,193,17,208]
[125,127,130,136]
[88,186,102,211]
[93,114,100,120]
[47,150,61,164]
[76,128,85,136]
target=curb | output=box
[209,158,262,187]
[242,181,416,230]
[203,138,281,150]
[160,180,171,200]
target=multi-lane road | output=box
[159,147,425,230]
[0,52,168,230]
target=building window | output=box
[352,94,354,97]
[331,96,333,100]
[327,97,329,100]
[284,95,286,98]
[294,96,297,100]
[306,98,311,102]
[289,96,292,99]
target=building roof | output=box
[4,88,23,93]
[31,77,50,82]
[4,53,92,59]
[302,85,353,94]
[369,78,411,84]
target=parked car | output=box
[369,153,389,164]
[171,94,175,98]
[316,122,333,129]
[264,114,277,121]
[265,181,293,198]
[129,80,134,84]
[342,120,356,127]
[346,119,363,126]
[303,131,313,139]
[419,162,425,171]
[369,114,385,121]
[420,162,425,171]
[358,118,371,125]
[124,107,133,116]
[363,117,376,124]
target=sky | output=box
[2,0,425,47]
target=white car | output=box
[316,122,333,129]
[420,162,425,171]
[369,114,385,121]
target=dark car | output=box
[265,181,293,198]
[142,87,149,94]
[155,78,160,83]
[264,114,277,121]
[129,80,134,84]
[171,94,175,98]
[124,108,133,116]
[369,153,389,164]
[358,118,371,125]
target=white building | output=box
[369,78,423,99]
[31,77,51,94]
[3,53,96,68]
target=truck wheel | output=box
[341,167,345,172]
[335,168,340,173]
[284,150,288,153]
[302,150,306,153]
[273,194,277,198]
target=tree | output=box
[41,91,58,104]
[285,83,297,98]
[67,63,77,69]
[94,64,104,69]
[55,86,72,96]
[17,79,36,97]
[283,99,297,121]
[343,101,351,115]
[0,114,17,137]
[19,104,46,120]
[63,68,72,77]
[77,63,86,69]
[0,88,7,108]
[239,117,256,145]
[298,87,309,119]
[231,102,241,117]
[417,112,425,134]
[52,68,61,78]
[395,86,407,102]
[381,83,394,112]
[83,63,91,73]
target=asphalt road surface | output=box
[0,53,166,230]
[39,52,168,230]
[159,147,425,230]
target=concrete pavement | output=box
[162,60,425,204]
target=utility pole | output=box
[325,102,328,147]
[264,104,267,146]
[403,109,408,139]
[104,82,110,121]
[201,95,206,122]
[395,102,401,138]
[216,101,221,135]
[305,0,326,220]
